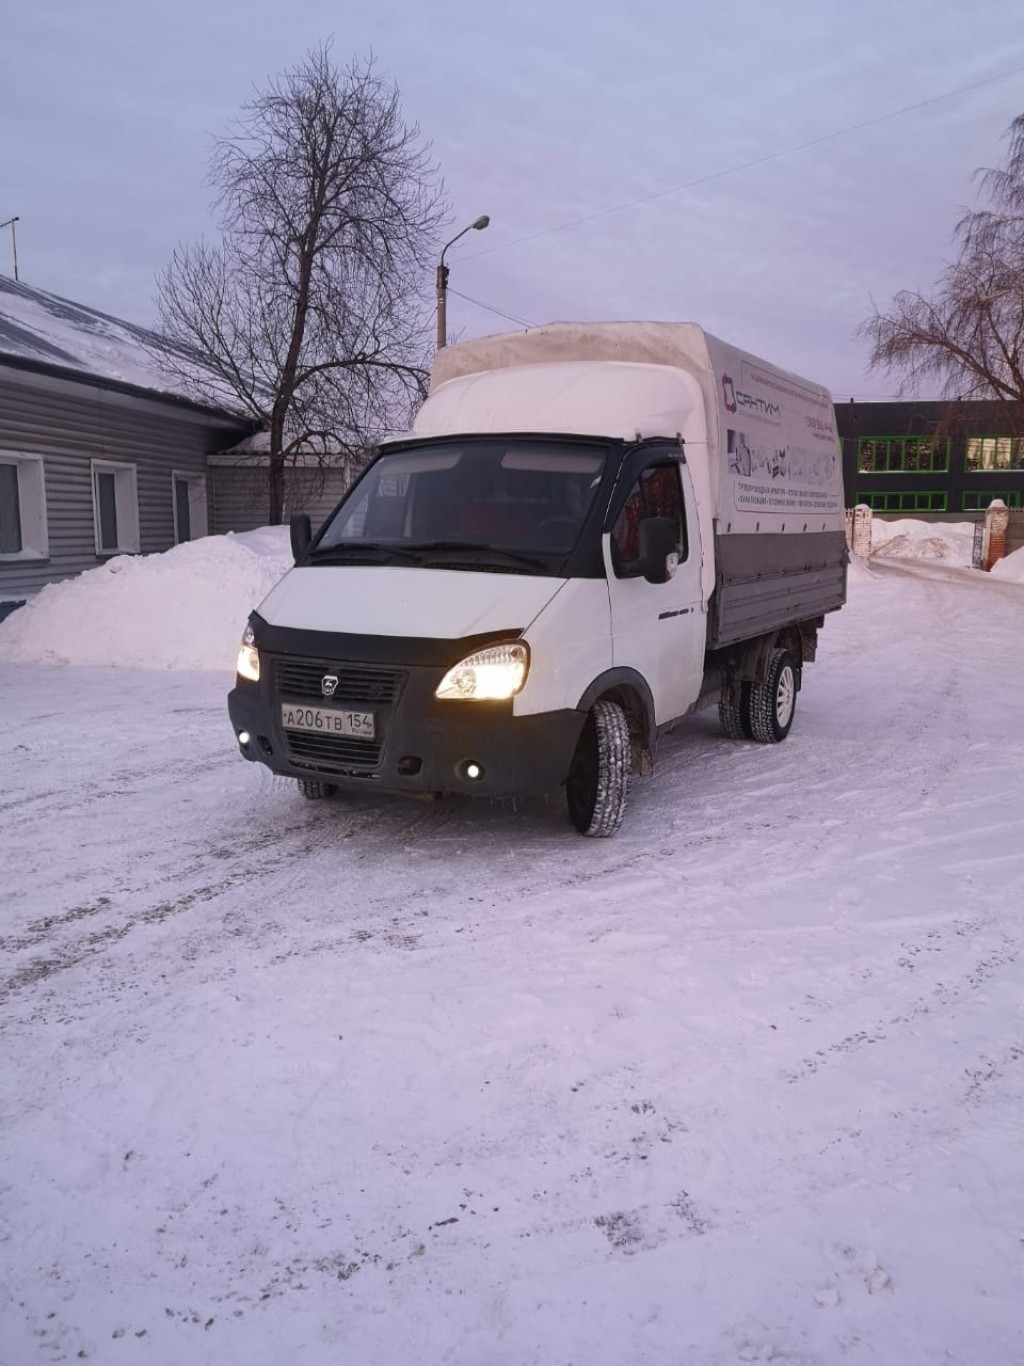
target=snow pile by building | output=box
[0,528,291,671]
[871,517,975,567]
[990,545,1024,582]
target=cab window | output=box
[610,462,687,576]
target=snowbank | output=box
[990,545,1024,583]
[0,528,291,671]
[871,517,975,567]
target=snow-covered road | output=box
[2,560,1023,1365]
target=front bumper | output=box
[228,649,585,799]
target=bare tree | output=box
[861,114,1024,426]
[157,46,447,523]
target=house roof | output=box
[0,274,249,422]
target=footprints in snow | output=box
[593,1189,710,1255]
[813,1242,894,1308]
[589,1097,711,1255]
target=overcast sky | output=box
[4,0,1024,398]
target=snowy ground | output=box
[2,546,1024,1364]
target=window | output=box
[91,460,140,555]
[858,491,947,513]
[611,462,687,576]
[0,462,21,554]
[317,439,607,562]
[857,436,949,474]
[172,472,208,544]
[0,452,48,559]
[961,490,1022,511]
[965,436,1024,472]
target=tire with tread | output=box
[719,681,753,740]
[565,699,631,837]
[297,778,338,800]
[747,648,798,744]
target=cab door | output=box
[603,454,705,725]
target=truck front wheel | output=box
[748,648,798,744]
[297,778,338,800]
[565,699,631,837]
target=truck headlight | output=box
[435,641,529,701]
[236,622,260,682]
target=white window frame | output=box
[91,459,140,556]
[171,470,208,544]
[0,451,49,561]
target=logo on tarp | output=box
[722,373,780,419]
[321,674,339,697]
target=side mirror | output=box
[638,516,679,585]
[290,513,312,562]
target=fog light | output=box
[238,730,251,746]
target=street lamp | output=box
[436,214,490,350]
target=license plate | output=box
[280,703,375,739]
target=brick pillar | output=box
[983,499,1010,571]
[850,504,872,559]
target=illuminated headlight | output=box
[435,642,529,701]
[236,622,260,682]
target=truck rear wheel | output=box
[297,778,338,800]
[718,681,753,740]
[565,699,631,837]
[748,648,797,744]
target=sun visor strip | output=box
[250,614,525,668]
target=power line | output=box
[464,63,1024,263]
[447,287,534,329]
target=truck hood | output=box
[255,565,566,641]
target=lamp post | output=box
[0,217,19,282]
[436,214,489,350]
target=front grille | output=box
[273,656,407,774]
[285,730,382,774]
[274,658,406,705]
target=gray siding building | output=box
[208,438,353,536]
[0,276,254,615]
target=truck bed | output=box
[707,530,847,648]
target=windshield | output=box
[313,438,608,570]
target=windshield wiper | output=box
[309,539,552,570]
[404,541,549,570]
[307,541,422,564]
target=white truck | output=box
[228,322,847,836]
